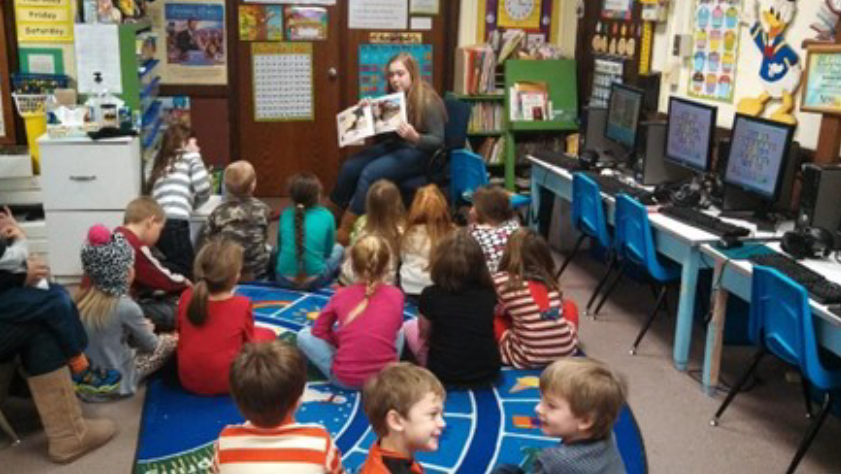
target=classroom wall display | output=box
[590,58,624,108]
[475,0,559,44]
[369,32,423,44]
[410,0,439,15]
[800,44,841,115]
[19,47,65,74]
[349,0,408,30]
[358,44,432,98]
[244,0,334,3]
[686,0,742,103]
[602,0,634,20]
[159,96,191,127]
[285,6,328,41]
[252,42,313,121]
[14,0,74,43]
[239,4,283,41]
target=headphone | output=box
[781,226,835,260]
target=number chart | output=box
[252,42,313,121]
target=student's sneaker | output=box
[72,367,122,395]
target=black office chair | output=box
[398,96,472,205]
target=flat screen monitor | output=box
[664,96,717,173]
[604,83,644,149]
[723,114,795,201]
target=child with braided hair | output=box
[275,173,343,290]
[298,234,405,389]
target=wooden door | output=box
[233,3,343,197]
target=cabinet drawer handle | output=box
[69,175,97,182]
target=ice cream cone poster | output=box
[688,0,743,103]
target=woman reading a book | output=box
[328,52,447,246]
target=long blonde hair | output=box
[386,52,447,132]
[76,287,120,331]
[346,235,391,324]
[402,184,452,261]
[362,180,405,254]
[188,238,244,326]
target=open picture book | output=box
[336,92,407,147]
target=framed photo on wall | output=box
[0,7,17,145]
[801,44,841,115]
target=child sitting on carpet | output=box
[177,238,275,396]
[468,185,520,274]
[338,179,404,286]
[399,184,453,298]
[298,234,404,389]
[404,229,500,387]
[494,358,628,474]
[77,225,178,401]
[213,341,344,473]
[275,172,343,290]
[494,229,579,369]
[360,362,446,473]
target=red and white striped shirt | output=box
[493,272,578,369]
[212,420,345,474]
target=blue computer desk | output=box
[528,157,722,372]
[699,243,841,395]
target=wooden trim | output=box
[0,3,17,145]
[160,85,229,98]
[226,0,240,167]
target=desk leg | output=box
[529,168,542,232]
[702,260,729,396]
[673,249,700,372]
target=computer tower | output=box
[583,106,625,161]
[798,163,841,247]
[633,122,693,185]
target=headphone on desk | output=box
[781,226,835,260]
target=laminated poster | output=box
[285,6,328,41]
[252,42,313,122]
[14,0,74,42]
[687,0,742,103]
[359,44,432,99]
[239,4,283,41]
[349,0,408,30]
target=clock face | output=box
[505,0,536,21]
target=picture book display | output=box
[337,92,407,147]
[509,81,548,121]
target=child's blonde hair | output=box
[540,358,628,440]
[147,123,192,193]
[76,288,119,331]
[345,234,391,324]
[498,228,560,294]
[472,185,513,225]
[363,180,405,254]
[287,173,323,284]
[224,160,256,198]
[402,184,452,259]
[230,341,306,428]
[363,362,446,438]
[188,238,243,326]
[124,196,165,225]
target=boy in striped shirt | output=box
[212,341,344,474]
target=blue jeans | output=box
[296,327,405,389]
[0,321,68,376]
[330,142,429,214]
[275,244,343,291]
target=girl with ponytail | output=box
[177,238,274,395]
[275,173,344,290]
[297,235,405,389]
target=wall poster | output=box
[252,42,313,121]
[14,0,74,43]
[359,44,432,98]
[801,44,841,115]
[239,4,283,41]
[476,0,558,45]
[687,0,742,103]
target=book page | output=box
[370,92,407,134]
[337,103,374,148]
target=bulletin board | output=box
[475,0,560,45]
[358,44,432,98]
[0,8,17,145]
[800,44,841,116]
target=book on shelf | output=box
[468,101,503,133]
[509,81,549,122]
[454,44,497,95]
[476,135,506,165]
[336,92,406,148]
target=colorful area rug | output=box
[133,285,647,473]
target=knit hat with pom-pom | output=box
[80,224,135,296]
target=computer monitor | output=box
[664,97,717,173]
[604,83,644,149]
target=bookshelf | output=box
[452,92,507,173]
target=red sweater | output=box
[177,290,255,395]
[116,227,188,295]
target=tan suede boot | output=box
[336,211,359,247]
[27,367,117,463]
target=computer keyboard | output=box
[530,151,585,171]
[659,205,750,238]
[584,172,656,205]
[749,253,841,304]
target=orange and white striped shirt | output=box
[493,272,578,369]
[211,420,345,474]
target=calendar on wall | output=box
[252,42,313,121]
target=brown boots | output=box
[336,212,359,247]
[27,367,116,463]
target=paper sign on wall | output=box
[687,0,742,103]
[74,24,122,94]
[349,0,408,30]
[14,0,74,42]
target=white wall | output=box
[651,0,825,150]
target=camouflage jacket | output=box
[202,197,272,280]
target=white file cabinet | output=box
[39,136,141,282]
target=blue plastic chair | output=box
[449,149,531,211]
[711,266,841,473]
[593,194,680,353]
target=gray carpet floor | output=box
[2,201,840,473]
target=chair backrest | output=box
[443,97,471,151]
[614,195,672,280]
[572,173,610,249]
[751,266,840,390]
[450,149,489,206]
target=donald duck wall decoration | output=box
[738,0,802,125]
